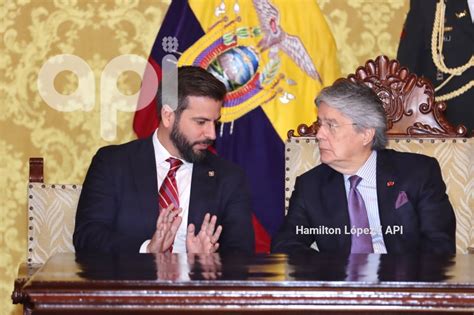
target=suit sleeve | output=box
[271,176,317,254]
[73,148,145,254]
[397,0,425,73]
[417,157,456,254]
[217,169,255,255]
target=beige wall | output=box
[0,1,408,314]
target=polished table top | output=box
[28,252,474,283]
[19,253,474,313]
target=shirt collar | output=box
[152,129,192,167]
[343,150,377,184]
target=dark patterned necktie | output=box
[348,175,374,253]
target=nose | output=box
[315,124,325,141]
[205,122,216,140]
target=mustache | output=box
[192,139,213,146]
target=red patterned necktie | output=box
[158,157,183,210]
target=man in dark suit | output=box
[74,66,254,255]
[272,80,456,255]
[397,0,473,134]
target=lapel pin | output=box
[456,10,466,18]
[208,171,215,177]
[387,181,395,187]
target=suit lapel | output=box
[376,150,399,251]
[460,1,474,42]
[189,155,217,231]
[321,168,351,252]
[130,136,159,231]
[449,0,474,43]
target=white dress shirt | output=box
[468,0,474,22]
[343,151,388,254]
[140,129,193,253]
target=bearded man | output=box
[74,66,254,255]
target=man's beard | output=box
[170,121,213,163]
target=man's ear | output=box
[160,104,175,128]
[363,128,375,146]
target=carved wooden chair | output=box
[12,158,81,305]
[286,55,474,253]
[26,157,80,264]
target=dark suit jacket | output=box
[73,136,255,255]
[271,149,456,254]
[397,0,474,133]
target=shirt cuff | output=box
[139,239,151,253]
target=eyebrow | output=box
[319,117,338,123]
[192,116,221,122]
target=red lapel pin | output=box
[387,181,395,187]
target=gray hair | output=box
[315,79,387,150]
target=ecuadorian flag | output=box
[133,0,340,252]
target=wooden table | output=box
[13,253,474,314]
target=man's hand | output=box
[186,213,222,254]
[147,204,182,253]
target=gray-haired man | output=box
[272,79,455,254]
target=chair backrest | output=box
[288,56,468,139]
[285,55,473,253]
[285,137,474,253]
[27,158,81,264]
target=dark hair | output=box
[315,79,388,150]
[156,66,227,120]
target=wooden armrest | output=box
[468,247,474,254]
[11,262,42,304]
